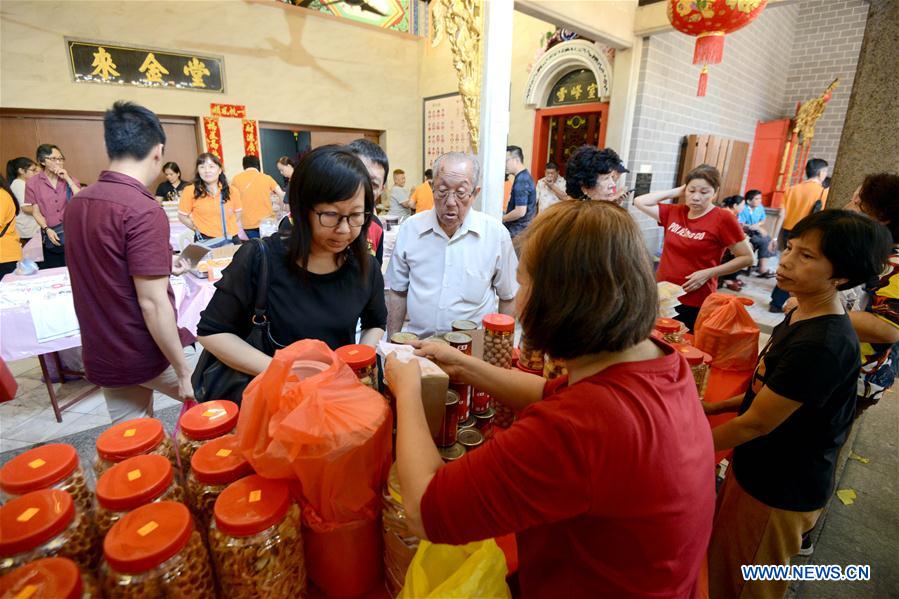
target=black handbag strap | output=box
[0,218,12,238]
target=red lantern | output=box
[668,0,768,96]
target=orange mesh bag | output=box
[694,293,759,372]
[236,339,392,596]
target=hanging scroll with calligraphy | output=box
[203,117,223,161]
[242,120,260,157]
[67,39,225,93]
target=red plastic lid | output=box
[214,475,291,537]
[95,418,164,462]
[179,401,239,441]
[0,557,83,599]
[335,344,377,369]
[96,455,173,511]
[0,444,79,495]
[672,343,713,366]
[515,361,542,376]
[191,435,253,486]
[655,318,682,334]
[0,490,75,557]
[103,501,193,574]
[483,313,515,333]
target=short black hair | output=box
[242,155,261,170]
[565,145,617,199]
[790,209,892,290]
[722,195,745,209]
[424,169,433,180]
[506,146,524,163]
[103,101,166,160]
[598,147,628,173]
[806,158,828,180]
[347,139,389,178]
[35,144,61,166]
[858,173,899,242]
[162,162,181,175]
[545,161,559,171]
[745,189,762,202]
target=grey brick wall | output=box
[782,0,868,171]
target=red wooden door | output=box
[530,102,608,181]
[744,118,790,207]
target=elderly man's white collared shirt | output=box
[386,209,518,337]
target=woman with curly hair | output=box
[564,146,630,204]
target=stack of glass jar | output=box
[101,501,215,598]
[672,343,713,398]
[0,489,99,575]
[209,475,305,598]
[0,557,100,598]
[176,400,239,470]
[93,418,177,478]
[94,455,186,535]
[336,344,378,390]
[187,434,254,531]
[0,443,93,514]
[381,463,418,598]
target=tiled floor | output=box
[0,357,180,454]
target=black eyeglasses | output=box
[434,188,472,201]
[315,210,370,228]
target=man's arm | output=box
[502,205,527,222]
[499,298,515,315]
[133,275,194,401]
[849,311,899,344]
[387,289,408,337]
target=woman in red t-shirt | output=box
[385,201,715,599]
[635,165,753,331]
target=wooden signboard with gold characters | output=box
[66,38,225,93]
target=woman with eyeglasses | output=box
[24,144,81,269]
[196,145,387,375]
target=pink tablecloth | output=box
[0,268,216,363]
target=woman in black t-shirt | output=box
[704,210,891,598]
[196,145,387,376]
[154,161,187,203]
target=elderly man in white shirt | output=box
[386,152,518,337]
[535,161,567,213]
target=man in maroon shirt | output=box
[23,144,81,269]
[64,102,195,422]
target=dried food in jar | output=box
[0,556,100,599]
[672,343,712,398]
[209,475,305,598]
[93,418,176,478]
[176,400,239,469]
[335,344,378,390]
[517,334,544,371]
[655,318,686,344]
[0,444,92,515]
[482,314,514,369]
[543,356,567,380]
[0,489,99,575]
[381,463,418,598]
[187,434,254,530]
[95,455,186,536]
[101,501,215,599]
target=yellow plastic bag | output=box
[399,539,511,599]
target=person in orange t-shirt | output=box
[411,169,434,212]
[0,178,23,278]
[770,158,829,312]
[231,155,285,238]
[178,153,243,242]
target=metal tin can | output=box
[444,332,472,355]
[448,380,470,422]
[471,389,491,415]
[390,332,419,345]
[436,390,460,447]
[457,416,476,431]
[451,320,478,332]
[457,428,484,451]
[438,443,465,462]
[420,336,449,345]
[473,408,494,440]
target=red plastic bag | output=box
[236,339,392,524]
[694,293,759,371]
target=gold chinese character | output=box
[211,105,221,116]
[587,83,598,99]
[91,47,120,81]
[184,58,210,87]
[138,53,169,83]
[571,84,583,100]
[555,87,568,103]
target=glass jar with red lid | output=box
[93,418,176,478]
[176,400,239,468]
[655,318,686,344]
[187,434,254,530]
[335,344,378,390]
[209,475,305,598]
[0,444,92,514]
[672,343,713,398]
[95,455,186,536]
[100,501,215,598]
[0,557,100,599]
[543,356,567,380]
[0,489,99,575]
[482,314,515,369]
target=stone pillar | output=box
[477,0,514,219]
[830,0,899,208]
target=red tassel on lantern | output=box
[697,66,709,97]
[693,32,726,65]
